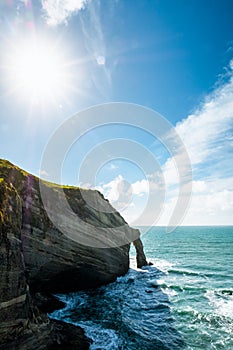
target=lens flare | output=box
[4,36,71,105]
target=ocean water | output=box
[50,226,233,349]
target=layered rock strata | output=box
[0,159,147,349]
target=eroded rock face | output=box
[0,174,91,349]
[0,159,147,348]
[1,160,139,293]
[0,181,30,345]
[133,238,148,268]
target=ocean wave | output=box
[50,265,185,350]
[168,268,208,278]
[75,321,120,350]
[174,304,233,349]
[144,257,174,274]
[157,279,207,294]
[205,289,233,319]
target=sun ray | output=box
[1,34,75,108]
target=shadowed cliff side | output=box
[133,238,148,268]
[0,159,148,349]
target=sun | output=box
[4,37,70,105]
[16,44,64,98]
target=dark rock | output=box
[133,237,148,268]
[33,292,66,313]
[0,319,91,350]
[0,159,148,349]
[48,319,92,350]
[0,180,31,346]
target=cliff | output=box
[0,159,147,349]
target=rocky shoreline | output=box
[0,159,148,349]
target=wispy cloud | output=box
[41,0,88,26]
[108,163,118,170]
[97,60,233,226]
[79,1,105,63]
[40,0,113,97]
[79,0,112,97]
[175,64,233,168]
[158,60,233,225]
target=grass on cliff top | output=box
[0,159,90,192]
[0,159,29,177]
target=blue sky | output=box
[0,0,233,226]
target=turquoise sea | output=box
[50,226,233,349]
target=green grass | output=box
[0,158,90,192]
[41,179,80,190]
[0,159,29,178]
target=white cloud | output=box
[96,173,165,224]
[96,55,106,66]
[230,59,233,70]
[131,179,149,195]
[192,180,207,193]
[158,60,233,225]
[79,0,113,96]
[42,0,88,26]
[41,0,113,96]
[175,63,233,167]
[162,157,179,186]
[101,175,124,202]
[100,174,161,202]
[39,169,49,177]
[182,188,233,224]
[108,163,118,170]
[85,61,233,226]
[97,175,133,212]
[99,60,233,226]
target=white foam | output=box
[161,287,178,297]
[75,321,120,350]
[129,255,137,270]
[205,290,233,319]
[148,258,174,274]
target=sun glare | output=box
[5,37,70,105]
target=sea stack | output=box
[133,237,149,268]
[0,159,148,349]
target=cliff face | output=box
[0,159,147,349]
